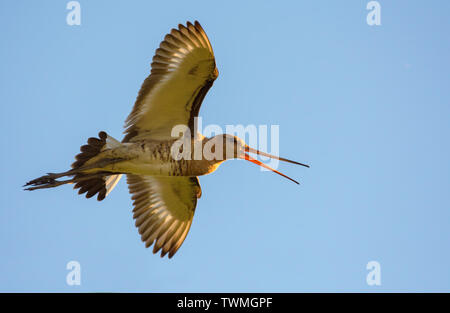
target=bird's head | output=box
[205,134,309,184]
[204,134,245,161]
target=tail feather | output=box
[24,131,123,201]
[72,131,108,169]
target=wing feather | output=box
[123,21,218,142]
[126,174,201,258]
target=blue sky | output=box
[1,1,449,292]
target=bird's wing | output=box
[123,21,218,142]
[126,174,202,258]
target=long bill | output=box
[241,147,309,185]
[245,147,310,168]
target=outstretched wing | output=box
[123,21,218,142]
[126,174,202,258]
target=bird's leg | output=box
[24,172,65,188]
[24,178,73,191]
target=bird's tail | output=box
[24,131,123,201]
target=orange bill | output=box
[242,153,300,185]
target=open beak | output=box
[240,146,309,185]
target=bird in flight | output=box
[24,21,309,258]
